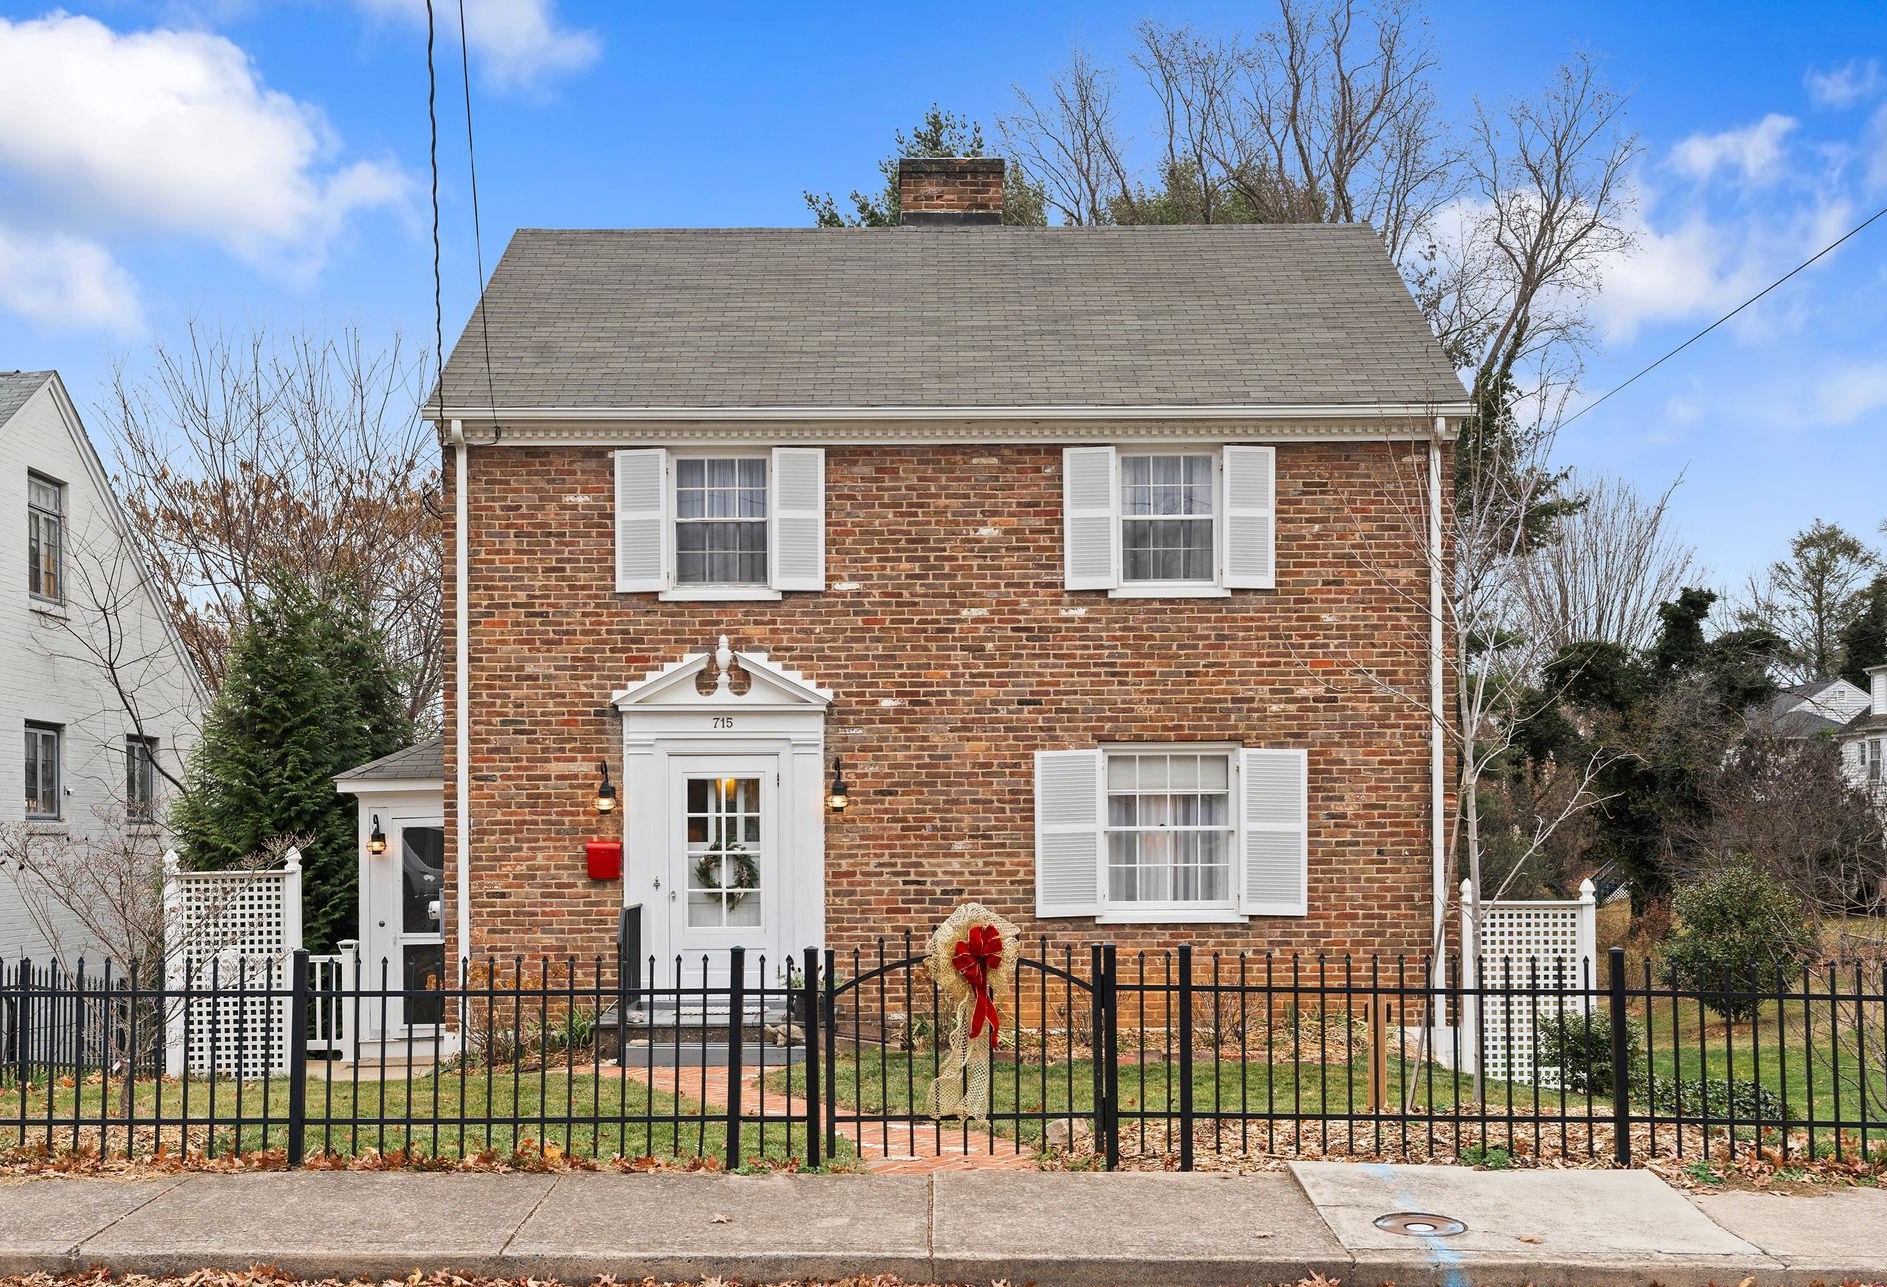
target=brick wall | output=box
[442,439,1446,968]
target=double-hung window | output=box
[1063,445,1275,595]
[1120,454,1217,585]
[1105,751,1234,908]
[24,722,60,820]
[126,734,159,822]
[613,447,825,598]
[27,473,64,604]
[675,457,769,587]
[1035,744,1308,922]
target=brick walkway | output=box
[617,1057,1039,1173]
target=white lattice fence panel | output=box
[1463,879,1596,1086]
[163,850,304,1078]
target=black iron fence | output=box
[3,943,1884,1171]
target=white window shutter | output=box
[1222,445,1276,589]
[614,448,669,592]
[769,447,826,591]
[1237,748,1307,917]
[1035,749,1103,916]
[1062,446,1119,590]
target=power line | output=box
[456,0,500,432]
[423,0,444,424]
[1562,199,1887,429]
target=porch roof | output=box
[334,737,445,787]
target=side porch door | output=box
[363,816,446,1034]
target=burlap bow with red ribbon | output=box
[952,923,1005,1045]
[925,903,1020,1122]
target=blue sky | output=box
[0,1,1883,587]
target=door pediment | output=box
[612,635,833,714]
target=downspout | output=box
[1428,421,1447,961]
[450,417,471,977]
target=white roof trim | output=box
[432,401,1471,422]
[613,638,833,712]
[334,775,445,795]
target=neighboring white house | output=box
[0,369,207,963]
[1837,665,1887,804]
[1746,676,1872,741]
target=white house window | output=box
[24,722,60,820]
[614,447,825,598]
[1035,744,1308,923]
[1062,445,1275,595]
[1121,455,1216,584]
[27,473,64,603]
[675,457,768,586]
[1105,751,1233,907]
[1869,738,1883,784]
[126,734,159,821]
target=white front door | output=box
[666,754,785,986]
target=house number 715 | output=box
[711,716,735,729]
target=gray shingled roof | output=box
[0,370,51,426]
[335,737,444,784]
[435,225,1468,413]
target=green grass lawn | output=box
[788,1008,1886,1158]
[0,1063,829,1166]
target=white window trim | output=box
[659,586,783,602]
[1107,584,1232,599]
[1112,449,1222,597]
[24,721,62,822]
[670,448,773,597]
[1099,742,1240,921]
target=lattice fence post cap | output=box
[163,848,181,875]
[283,846,303,871]
[1578,878,1596,902]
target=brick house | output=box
[345,158,1468,1004]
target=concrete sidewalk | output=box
[1,1165,1883,1286]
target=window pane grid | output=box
[675,457,768,585]
[684,776,763,929]
[1121,454,1214,584]
[24,724,60,819]
[1104,751,1234,909]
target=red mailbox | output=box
[585,839,622,881]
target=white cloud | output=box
[1806,59,1884,109]
[1811,361,1887,427]
[1670,114,1798,184]
[0,13,406,286]
[349,0,599,93]
[0,226,141,334]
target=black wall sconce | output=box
[827,756,849,812]
[593,761,617,814]
[367,814,387,856]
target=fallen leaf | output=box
[709,1213,733,1224]
[1517,1235,1542,1245]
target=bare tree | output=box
[30,519,205,801]
[3,814,288,1097]
[1002,2,1459,256]
[1513,471,1699,654]
[98,320,442,730]
[1000,48,1133,226]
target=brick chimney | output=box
[898,157,1004,226]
